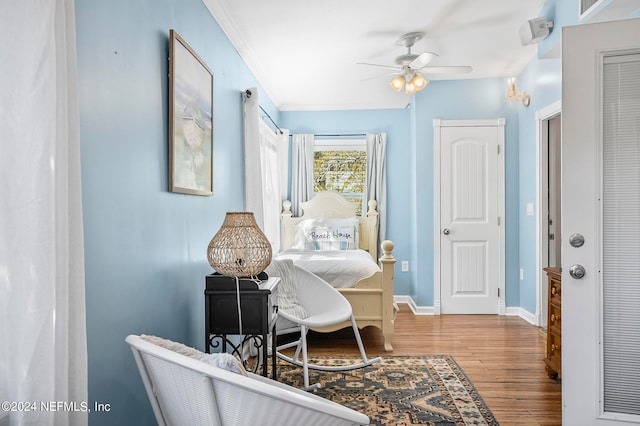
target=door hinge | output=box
[498,288,500,297]
[497,216,501,226]
[497,145,501,154]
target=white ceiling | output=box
[203,0,548,110]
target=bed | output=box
[277,191,396,351]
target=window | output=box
[313,139,366,215]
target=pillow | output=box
[293,217,359,251]
[265,259,308,319]
[140,335,247,376]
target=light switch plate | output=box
[526,202,534,216]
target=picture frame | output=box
[169,29,214,196]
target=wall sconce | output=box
[505,77,530,107]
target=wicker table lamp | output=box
[207,212,272,277]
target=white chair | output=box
[126,335,369,426]
[274,264,382,391]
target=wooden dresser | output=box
[543,267,562,379]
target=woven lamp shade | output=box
[207,212,272,277]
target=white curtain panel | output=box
[0,1,88,425]
[242,88,265,228]
[242,89,288,252]
[366,133,387,242]
[258,120,283,252]
[277,129,289,211]
[290,134,315,217]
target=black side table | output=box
[204,275,279,378]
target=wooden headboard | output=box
[281,191,380,260]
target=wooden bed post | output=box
[365,200,379,260]
[281,200,296,249]
[379,240,396,352]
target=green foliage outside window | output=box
[314,150,366,215]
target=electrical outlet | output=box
[401,261,409,272]
[520,268,524,280]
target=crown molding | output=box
[201,0,281,107]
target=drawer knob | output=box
[551,286,557,295]
[551,313,556,323]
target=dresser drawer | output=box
[544,267,562,378]
[545,331,562,375]
[549,278,561,306]
[548,303,562,335]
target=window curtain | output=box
[365,133,387,242]
[0,1,88,425]
[291,134,315,216]
[242,88,288,252]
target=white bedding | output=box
[276,249,379,289]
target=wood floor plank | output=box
[301,304,562,425]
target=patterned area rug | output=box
[277,355,498,426]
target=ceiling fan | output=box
[358,32,472,94]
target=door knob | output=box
[443,228,450,235]
[569,264,586,279]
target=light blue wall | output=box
[539,0,640,57]
[280,109,414,296]
[515,57,561,314]
[72,0,640,423]
[75,0,277,424]
[412,78,521,307]
[516,0,640,314]
[512,0,639,314]
[281,80,521,308]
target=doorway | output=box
[433,119,505,315]
[536,101,562,328]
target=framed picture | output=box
[169,29,214,196]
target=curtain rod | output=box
[259,105,283,134]
[243,89,283,134]
[289,133,367,138]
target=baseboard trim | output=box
[395,296,538,324]
[393,296,435,315]
[505,307,538,325]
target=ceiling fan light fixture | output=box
[363,31,470,97]
[390,75,404,92]
[405,81,416,94]
[411,73,428,91]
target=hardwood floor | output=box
[303,304,562,425]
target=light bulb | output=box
[412,74,428,91]
[405,81,416,94]
[389,76,404,92]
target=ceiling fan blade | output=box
[409,52,438,69]
[360,72,398,82]
[421,65,472,74]
[356,62,402,71]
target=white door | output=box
[434,119,504,314]
[562,18,640,424]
